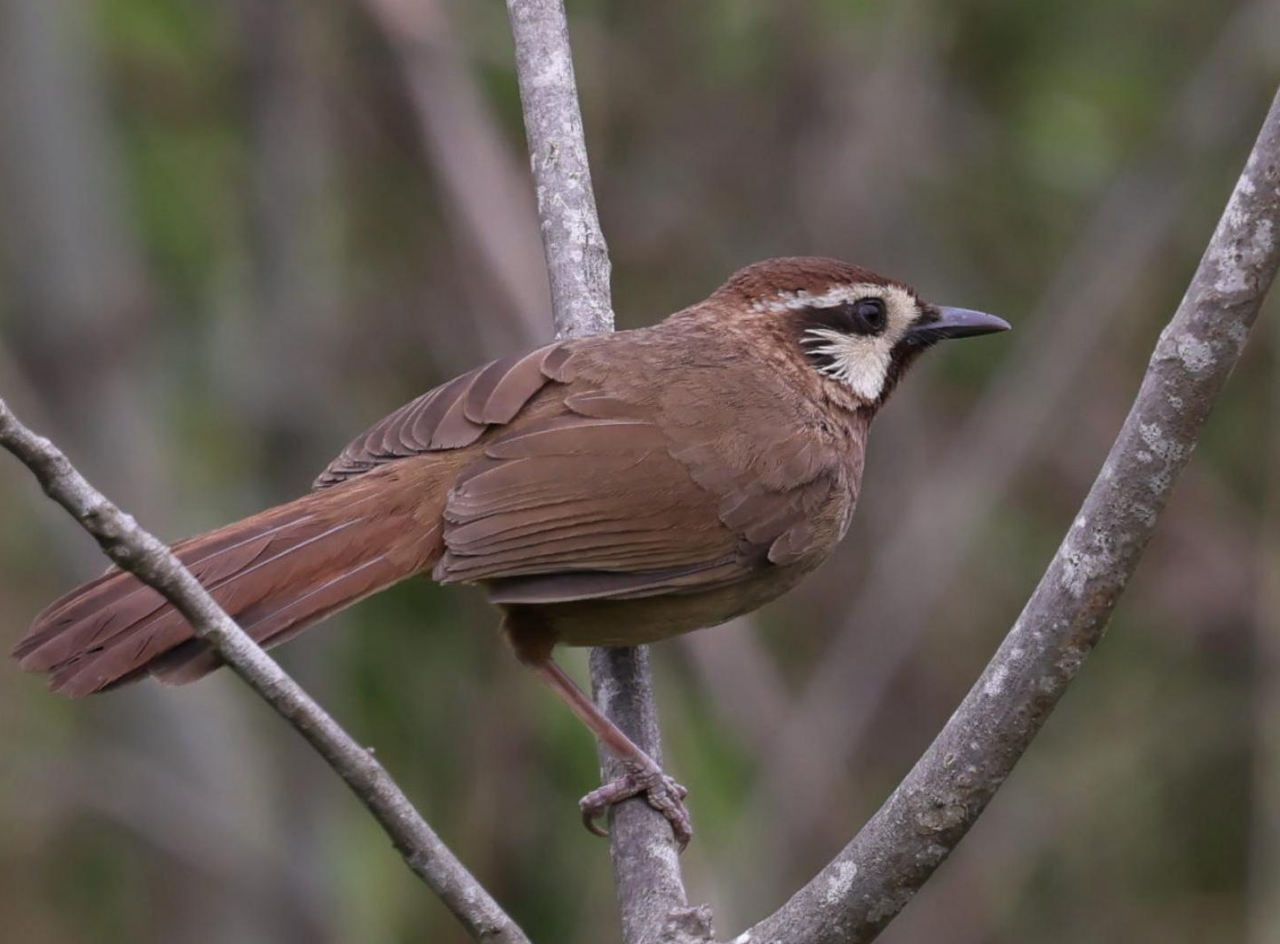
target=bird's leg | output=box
[527,654,692,849]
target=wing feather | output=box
[314,342,566,488]
[315,332,851,606]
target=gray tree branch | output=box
[0,404,530,944]
[739,85,1280,944]
[739,0,1278,859]
[504,2,709,943]
[505,0,612,340]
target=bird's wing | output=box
[431,337,848,603]
[313,343,573,489]
[314,334,850,604]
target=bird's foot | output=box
[580,763,692,850]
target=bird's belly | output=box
[540,561,818,647]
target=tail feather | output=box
[14,461,446,697]
[141,553,401,687]
[13,504,332,665]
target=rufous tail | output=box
[13,461,446,697]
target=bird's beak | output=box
[909,306,1011,342]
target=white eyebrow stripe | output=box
[753,281,917,314]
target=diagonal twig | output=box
[737,84,1280,944]
[0,403,530,944]
[740,0,1280,856]
[505,0,612,341]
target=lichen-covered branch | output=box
[0,402,530,944]
[738,85,1280,944]
[589,647,713,944]
[505,0,613,340]
[505,2,705,943]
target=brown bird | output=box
[13,257,1008,847]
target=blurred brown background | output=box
[1,0,1278,941]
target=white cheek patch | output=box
[790,283,918,401]
[801,329,894,400]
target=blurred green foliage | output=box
[1,0,1277,942]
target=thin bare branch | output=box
[739,85,1280,944]
[504,2,708,942]
[589,647,712,944]
[505,0,612,339]
[0,403,530,944]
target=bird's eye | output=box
[852,298,887,334]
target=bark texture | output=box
[505,0,613,339]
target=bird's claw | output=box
[579,768,692,850]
